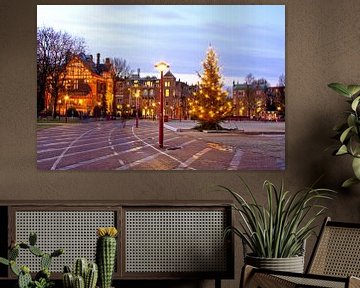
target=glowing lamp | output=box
[154,61,170,148]
[154,61,170,73]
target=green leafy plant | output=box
[33,278,54,288]
[0,232,63,288]
[222,179,335,258]
[328,83,360,187]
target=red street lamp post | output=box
[64,95,69,123]
[135,91,139,128]
[154,61,169,148]
[57,100,62,121]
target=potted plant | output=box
[0,232,63,288]
[328,83,360,187]
[222,179,335,273]
[96,227,118,288]
[62,258,98,288]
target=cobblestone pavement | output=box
[178,131,285,170]
[37,120,285,170]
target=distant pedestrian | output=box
[122,118,127,128]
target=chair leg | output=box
[215,278,221,288]
[240,265,255,288]
[240,265,296,288]
[349,276,360,288]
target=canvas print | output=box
[37,5,285,171]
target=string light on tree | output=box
[192,45,233,130]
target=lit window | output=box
[165,81,170,87]
[165,89,170,97]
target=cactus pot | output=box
[245,254,305,273]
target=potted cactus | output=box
[0,232,63,288]
[62,258,98,288]
[96,227,118,288]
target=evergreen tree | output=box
[189,46,233,130]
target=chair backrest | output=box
[307,217,360,278]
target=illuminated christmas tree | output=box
[189,46,233,130]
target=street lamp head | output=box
[154,61,170,73]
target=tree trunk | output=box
[37,75,47,115]
[52,90,59,119]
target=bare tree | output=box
[244,73,255,85]
[110,57,132,115]
[112,58,131,79]
[278,73,285,87]
[243,73,256,117]
[242,74,270,118]
[37,26,85,117]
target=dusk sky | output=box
[37,5,285,87]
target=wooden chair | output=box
[241,217,360,288]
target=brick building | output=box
[47,52,285,121]
[232,81,285,120]
[45,53,113,117]
[114,69,195,120]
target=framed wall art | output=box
[36,5,285,171]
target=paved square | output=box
[37,120,285,171]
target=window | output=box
[165,89,170,97]
[165,81,170,87]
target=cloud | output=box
[37,5,285,87]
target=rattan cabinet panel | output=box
[125,210,228,273]
[14,210,115,272]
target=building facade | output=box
[45,52,284,121]
[45,53,113,117]
[232,81,285,120]
[114,69,195,120]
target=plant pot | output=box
[245,254,304,273]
